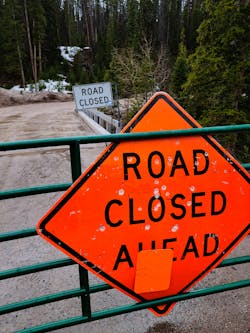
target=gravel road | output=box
[0,101,249,333]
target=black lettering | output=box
[99,86,104,94]
[171,194,186,219]
[170,150,189,177]
[163,238,177,261]
[105,199,123,227]
[93,87,98,94]
[148,151,165,178]
[192,192,206,217]
[181,236,199,259]
[123,153,141,180]
[99,96,104,104]
[203,233,219,256]
[87,87,92,95]
[129,198,145,224]
[148,196,165,222]
[113,244,133,270]
[81,88,86,95]
[138,240,157,251]
[193,150,209,175]
[104,96,109,103]
[211,191,226,215]
[163,238,177,249]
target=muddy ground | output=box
[0,101,249,333]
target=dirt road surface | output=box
[0,102,249,333]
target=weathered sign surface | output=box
[37,92,250,316]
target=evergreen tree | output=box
[41,0,62,75]
[159,0,182,57]
[138,0,158,47]
[183,0,205,53]
[0,0,26,87]
[170,37,189,98]
[183,0,250,158]
[126,0,140,49]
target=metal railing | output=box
[0,124,249,333]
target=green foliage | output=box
[126,0,140,49]
[183,0,249,117]
[107,41,156,98]
[182,0,250,159]
[170,41,189,98]
[0,0,26,86]
[183,0,205,53]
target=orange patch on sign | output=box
[134,249,173,294]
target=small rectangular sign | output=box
[73,82,113,110]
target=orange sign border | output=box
[37,92,250,315]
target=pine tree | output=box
[159,0,182,57]
[183,0,205,53]
[126,0,140,49]
[170,36,189,98]
[0,0,26,87]
[183,0,250,158]
[138,0,158,46]
[41,0,62,73]
[23,0,47,89]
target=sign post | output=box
[37,92,249,316]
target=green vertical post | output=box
[70,141,92,319]
[114,83,121,131]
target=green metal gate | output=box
[0,124,249,332]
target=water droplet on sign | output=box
[118,189,125,196]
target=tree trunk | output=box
[24,0,36,86]
[82,0,91,46]
[38,40,42,74]
[12,1,26,88]
[17,44,26,89]
[33,44,38,91]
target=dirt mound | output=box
[0,88,73,108]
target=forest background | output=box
[0,0,249,160]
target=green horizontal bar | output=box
[0,283,111,315]
[0,258,75,280]
[242,163,250,170]
[1,161,247,201]
[16,279,250,333]
[1,255,249,281]
[92,279,250,318]
[1,255,249,315]
[217,255,250,267]
[0,124,249,151]
[0,228,36,242]
[0,183,72,200]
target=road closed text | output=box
[78,85,111,107]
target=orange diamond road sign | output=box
[37,92,250,316]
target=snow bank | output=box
[0,88,72,108]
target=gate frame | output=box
[0,124,249,333]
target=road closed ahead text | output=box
[104,149,227,270]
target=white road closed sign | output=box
[73,82,113,110]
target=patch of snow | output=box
[10,78,70,94]
[59,46,82,62]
